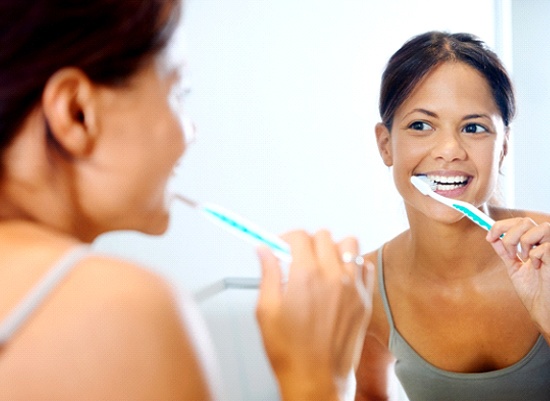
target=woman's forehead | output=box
[397,62,498,116]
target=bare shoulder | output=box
[491,206,550,224]
[0,251,214,400]
[356,243,397,399]
[362,232,411,342]
[521,208,550,223]
[362,243,390,344]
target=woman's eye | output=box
[409,121,431,131]
[463,123,487,134]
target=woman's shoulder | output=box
[356,242,397,383]
[362,239,399,345]
[0,221,182,322]
[0,223,213,400]
[71,251,175,304]
[491,206,550,224]
[363,231,409,265]
[59,254,213,398]
[362,232,411,334]
[0,220,173,295]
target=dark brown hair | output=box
[0,0,181,152]
[379,31,516,131]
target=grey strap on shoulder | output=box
[377,244,396,329]
[0,245,90,346]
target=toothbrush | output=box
[172,194,292,263]
[410,175,495,231]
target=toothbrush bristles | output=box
[417,175,436,191]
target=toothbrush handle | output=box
[201,203,292,263]
[451,203,495,231]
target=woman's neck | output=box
[401,210,502,280]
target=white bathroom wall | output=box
[93,1,502,399]
[510,0,550,212]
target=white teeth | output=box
[426,175,469,192]
[428,175,468,184]
[434,183,463,191]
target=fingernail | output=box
[256,246,271,260]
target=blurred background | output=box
[94,0,549,399]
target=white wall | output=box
[510,0,550,212]
[93,1,501,399]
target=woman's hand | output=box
[487,218,550,336]
[256,230,374,401]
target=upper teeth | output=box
[425,175,469,191]
[427,175,468,184]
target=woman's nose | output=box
[430,130,467,162]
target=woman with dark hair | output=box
[355,31,550,400]
[0,1,373,399]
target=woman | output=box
[0,1,373,399]
[355,31,550,401]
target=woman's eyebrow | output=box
[462,113,491,121]
[402,110,493,121]
[403,108,438,119]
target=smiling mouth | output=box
[425,175,470,192]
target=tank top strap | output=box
[0,245,90,345]
[377,244,396,330]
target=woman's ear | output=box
[41,68,97,157]
[375,122,393,167]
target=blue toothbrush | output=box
[171,194,292,301]
[410,175,495,231]
[172,193,292,263]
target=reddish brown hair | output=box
[379,31,515,131]
[0,0,181,152]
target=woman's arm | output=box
[354,248,399,401]
[354,332,397,401]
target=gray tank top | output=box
[377,247,550,401]
[0,245,89,345]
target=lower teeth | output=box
[435,183,465,191]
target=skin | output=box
[355,61,550,400]
[0,62,185,240]
[0,56,214,400]
[258,231,375,400]
[0,17,374,401]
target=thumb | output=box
[256,246,283,319]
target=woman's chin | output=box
[124,207,171,236]
[141,213,171,236]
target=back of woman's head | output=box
[379,31,516,131]
[0,0,180,153]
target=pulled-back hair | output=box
[0,0,180,152]
[379,31,516,131]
